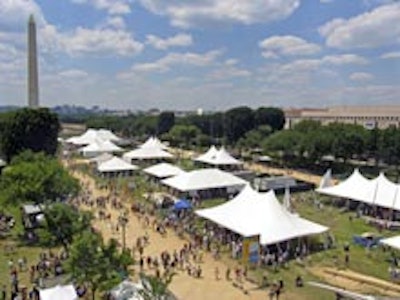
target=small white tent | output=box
[161,168,247,192]
[196,185,328,245]
[123,147,173,161]
[140,136,168,150]
[39,284,78,300]
[80,139,123,158]
[380,235,400,251]
[98,156,139,174]
[319,169,333,189]
[67,128,121,145]
[143,163,185,179]
[90,153,114,165]
[194,145,219,163]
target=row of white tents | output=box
[317,169,400,211]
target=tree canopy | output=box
[0,108,60,162]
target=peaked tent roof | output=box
[90,153,114,165]
[380,235,400,251]
[369,173,400,210]
[209,147,242,165]
[80,139,123,156]
[98,156,139,173]
[39,284,78,300]
[140,136,168,150]
[67,128,121,145]
[316,169,375,203]
[195,185,328,245]
[319,169,333,189]
[123,147,173,160]
[143,163,185,179]
[161,168,247,192]
[194,145,219,163]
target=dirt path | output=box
[72,171,292,300]
[310,267,400,297]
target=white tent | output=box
[369,173,400,210]
[319,169,333,189]
[98,156,139,173]
[316,169,374,204]
[0,158,6,167]
[40,284,78,300]
[143,163,185,179]
[283,186,292,212]
[123,147,173,161]
[161,168,247,192]
[194,145,219,163]
[209,147,242,166]
[80,139,123,158]
[380,235,400,251]
[196,185,328,245]
[67,128,121,145]
[140,136,168,150]
[90,153,114,165]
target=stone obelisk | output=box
[28,14,39,108]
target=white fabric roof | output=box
[319,169,333,189]
[143,163,185,179]
[140,136,168,150]
[161,168,247,192]
[316,169,374,203]
[317,169,400,210]
[90,153,114,165]
[380,235,400,251]
[40,284,78,300]
[123,147,173,160]
[80,139,123,157]
[194,145,218,163]
[98,156,139,173]
[196,185,328,245]
[67,128,121,145]
[195,146,242,165]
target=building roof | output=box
[98,156,139,173]
[123,147,173,160]
[143,163,185,179]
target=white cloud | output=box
[349,72,374,81]
[319,3,400,48]
[380,51,400,59]
[322,54,368,65]
[320,0,334,3]
[58,69,89,79]
[0,0,45,30]
[105,16,126,29]
[208,65,251,80]
[71,0,132,15]
[259,35,321,57]
[138,0,300,28]
[59,27,143,56]
[146,33,193,50]
[131,50,222,72]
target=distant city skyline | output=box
[0,0,399,110]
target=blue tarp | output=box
[173,199,192,210]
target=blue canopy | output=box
[173,199,192,210]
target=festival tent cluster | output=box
[161,168,247,192]
[195,185,328,245]
[316,169,400,211]
[143,162,185,179]
[194,146,242,166]
[67,128,121,145]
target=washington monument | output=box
[28,14,39,108]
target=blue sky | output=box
[0,0,399,110]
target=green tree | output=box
[224,106,254,144]
[67,231,134,300]
[157,112,175,135]
[237,125,272,149]
[0,108,60,162]
[38,203,92,253]
[139,272,176,300]
[380,126,400,180]
[166,125,201,148]
[0,151,80,205]
[254,107,285,131]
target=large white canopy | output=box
[67,128,121,145]
[80,139,123,157]
[317,169,400,210]
[123,147,173,161]
[98,156,139,173]
[194,145,218,163]
[143,163,185,179]
[194,146,242,166]
[140,136,168,150]
[196,185,328,245]
[161,168,247,192]
[380,235,400,251]
[40,284,78,300]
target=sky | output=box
[0,0,399,111]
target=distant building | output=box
[284,106,400,129]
